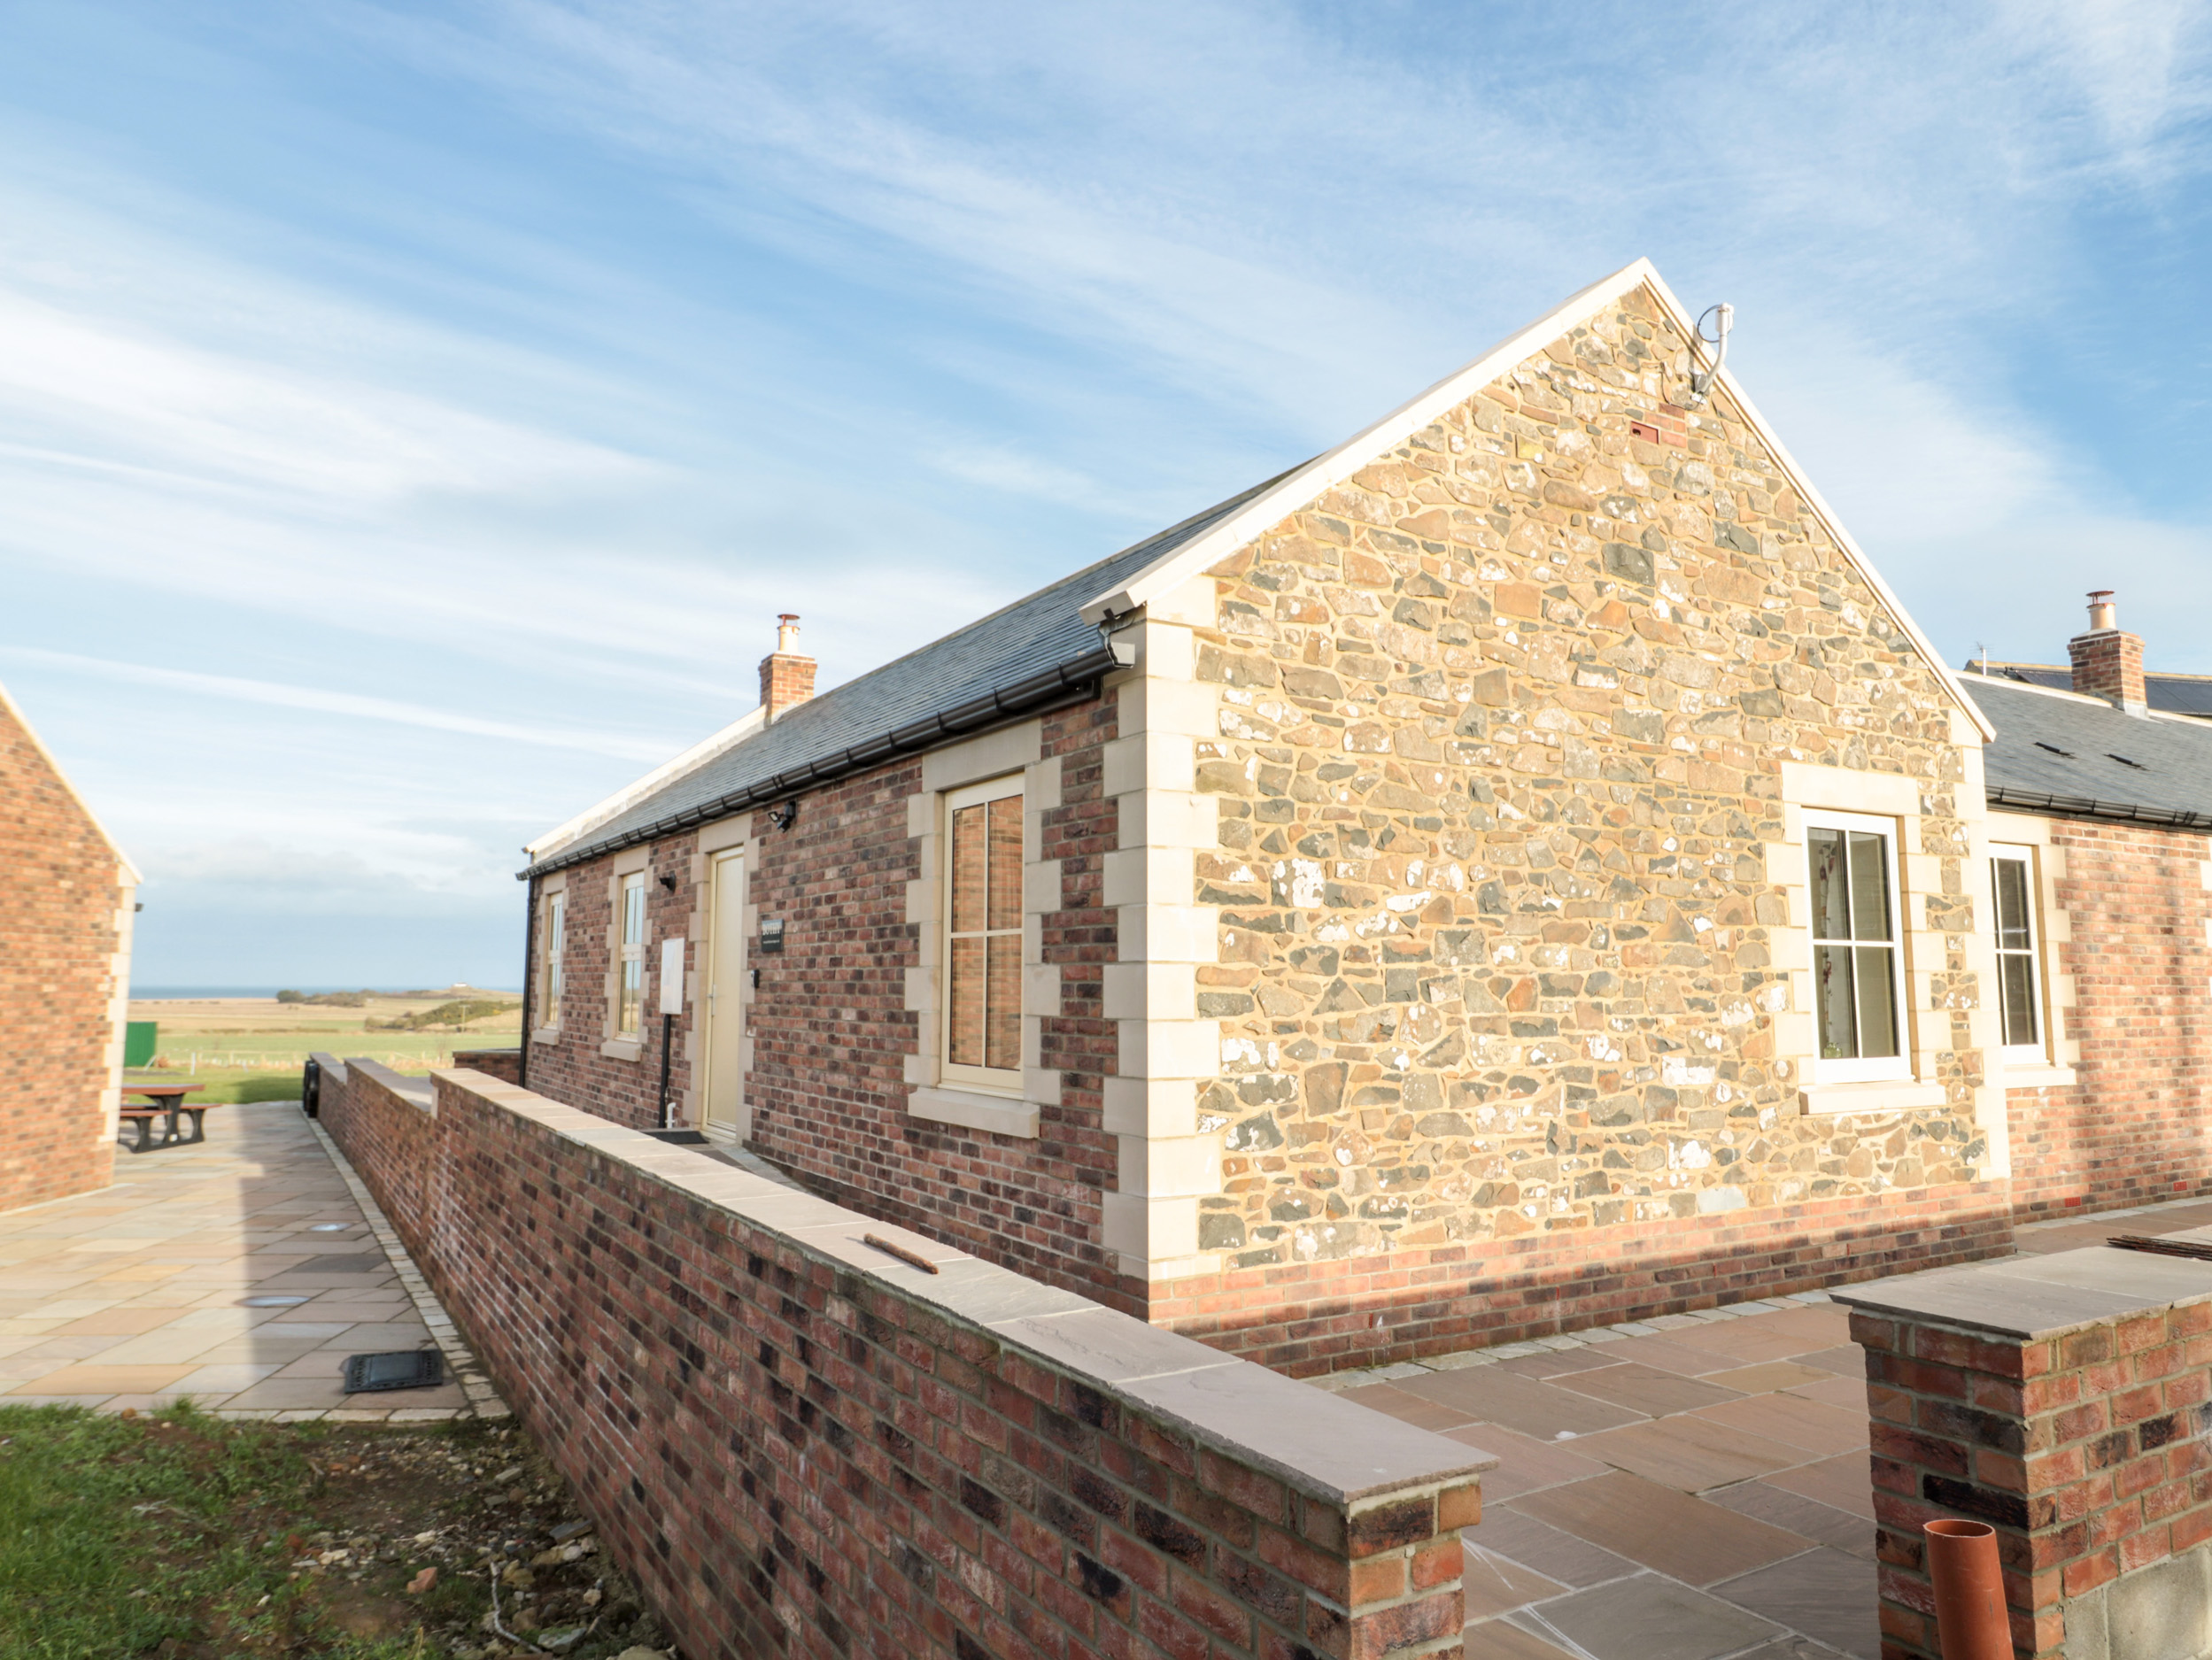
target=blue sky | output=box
[3,2,2208,989]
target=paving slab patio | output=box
[1315,1191,2212,1657]
[0,1101,503,1424]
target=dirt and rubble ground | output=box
[0,1401,677,1660]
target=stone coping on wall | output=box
[434,1068,1495,1509]
[1832,1237,2212,1340]
[311,1053,432,1115]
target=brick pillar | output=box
[757,612,816,722]
[1837,1245,2212,1658]
[2069,590,2146,711]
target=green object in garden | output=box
[123,1022,157,1068]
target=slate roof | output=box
[1961,672,2212,829]
[1968,660,2212,720]
[522,468,1296,876]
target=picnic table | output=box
[119,1084,218,1153]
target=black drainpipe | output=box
[515,874,537,1093]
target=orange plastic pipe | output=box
[1923,1518,2011,1659]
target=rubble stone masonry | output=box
[2007,815,2212,1218]
[1149,282,2007,1363]
[0,690,132,1213]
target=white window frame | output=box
[1804,807,1912,1085]
[939,774,1025,1098]
[616,870,646,1038]
[1989,842,2047,1067]
[538,890,566,1031]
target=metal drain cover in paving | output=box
[307,1223,352,1232]
[239,1294,311,1307]
[287,1254,384,1274]
[342,1350,445,1394]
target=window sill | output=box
[530,1026,561,1046]
[908,1085,1040,1139]
[1799,1080,1946,1116]
[600,1038,644,1062]
[1998,1061,2077,1090]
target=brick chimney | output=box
[2068,590,2146,713]
[758,614,816,723]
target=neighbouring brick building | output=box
[512,259,2211,1376]
[1956,602,2212,1224]
[0,680,138,1212]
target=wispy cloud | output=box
[1,647,672,760]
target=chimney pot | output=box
[759,613,817,724]
[2069,589,2146,712]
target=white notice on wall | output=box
[659,936,685,1015]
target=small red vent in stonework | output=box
[1628,421,1660,444]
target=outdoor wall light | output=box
[658,873,677,892]
[1686,302,1733,405]
[770,799,798,831]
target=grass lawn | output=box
[0,1403,669,1660]
[124,994,524,1104]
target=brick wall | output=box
[320,1063,1489,1660]
[0,688,131,1214]
[1159,1179,2010,1374]
[1841,1247,2212,1659]
[311,1056,438,1250]
[448,1047,522,1085]
[522,696,1131,1309]
[2007,815,2212,1218]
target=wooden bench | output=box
[119,1085,218,1153]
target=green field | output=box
[124,991,522,1104]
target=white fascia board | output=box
[1078,259,1662,625]
[1079,256,1996,746]
[525,705,768,861]
[0,678,141,884]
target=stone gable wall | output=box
[0,696,129,1213]
[1170,285,1993,1321]
[2007,815,2212,1218]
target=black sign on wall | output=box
[758,917,785,955]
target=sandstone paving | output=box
[0,1100,501,1423]
[1570,1415,1803,1493]
[1321,1281,1999,1656]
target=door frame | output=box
[699,847,749,1143]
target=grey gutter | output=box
[1987,784,2212,831]
[516,644,1124,880]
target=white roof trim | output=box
[525,704,768,862]
[0,678,142,884]
[1083,256,1996,744]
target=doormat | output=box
[644,1130,708,1145]
[342,1350,446,1393]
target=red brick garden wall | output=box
[522,695,1130,1309]
[1157,1180,2014,1375]
[321,1064,1487,1660]
[1843,1252,2212,1659]
[311,1056,438,1255]
[0,691,128,1214]
[2007,817,2212,1219]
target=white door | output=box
[700,850,748,1140]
